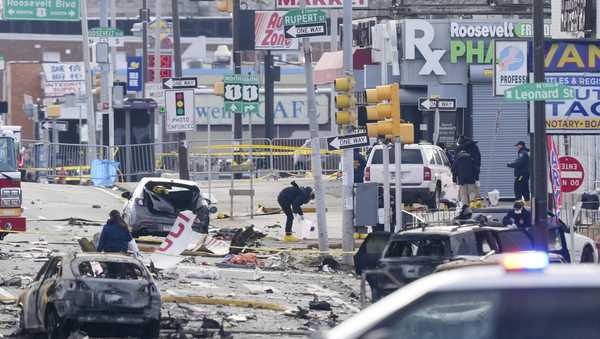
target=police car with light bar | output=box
[318,252,600,339]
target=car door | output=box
[22,259,51,331]
[435,149,458,201]
[35,257,62,326]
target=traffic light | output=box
[93,72,102,97]
[364,83,414,143]
[175,92,185,116]
[334,76,356,126]
[216,0,233,12]
[213,81,225,96]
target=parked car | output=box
[121,178,216,237]
[355,208,598,302]
[18,253,161,339]
[319,252,600,339]
[363,143,458,208]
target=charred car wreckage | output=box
[18,253,161,339]
[121,178,216,237]
[355,208,597,302]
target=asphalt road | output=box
[0,183,362,339]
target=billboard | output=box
[494,40,528,96]
[255,11,298,50]
[528,73,600,134]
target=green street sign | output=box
[89,27,124,38]
[3,0,80,21]
[283,9,326,26]
[224,74,260,114]
[283,9,328,38]
[504,83,576,101]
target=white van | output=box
[364,143,458,208]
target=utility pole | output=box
[264,50,274,140]
[154,0,162,85]
[109,0,117,158]
[141,0,149,98]
[301,0,329,255]
[340,0,353,265]
[232,0,242,179]
[532,0,548,251]
[81,0,96,152]
[100,0,109,148]
[172,0,190,180]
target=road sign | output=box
[327,133,370,151]
[504,83,575,101]
[3,0,80,21]
[41,121,68,132]
[283,9,328,38]
[558,156,584,193]
[162,77,198,90]
[165,90,195,132]
[418,97,457,111]
[224,74,260,114]
[88,27,125,47]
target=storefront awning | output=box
[314,51,343,85]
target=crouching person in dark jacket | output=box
[97,210,138,254]
[277,181,315,242]
[502,201,532,229]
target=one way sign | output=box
[418,97,457,112]
[162,77,198,90]
[327,133,370,151]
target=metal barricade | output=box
[271,137,342,175]
[113,142,179,182]
[19,141,109,183]
[187,138,273,180]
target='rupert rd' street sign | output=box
[283,9,328,38]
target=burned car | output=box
[18,253,161,339]
[121,178,216,237]
[355,208,596,303]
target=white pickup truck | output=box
[364,143,458,208]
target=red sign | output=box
[148,54,173,82]
[255,11,298,50]
[558,156,584,193]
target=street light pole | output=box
[300,0,329,255]
[532,0,548,251]
[172,0,190,180]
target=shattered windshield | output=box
[76,261,146,280]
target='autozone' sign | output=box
[276,0,368,8]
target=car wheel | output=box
[18,307,26,334]
[426,186,441,209]
[141,319,160,339]
[581,245,595,263]
[46,309,68,339]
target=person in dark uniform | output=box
[354,148,367,184]
[502,201,532,228]
[507,141,530,202]
[97,210,134,253]
[277,181,315,242]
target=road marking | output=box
[93,187,126,202]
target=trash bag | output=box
[299,217,317,240]
[488,189,500,207]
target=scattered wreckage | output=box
[18,253,161,339]
[355,208,598,302]
[121,178,217,237]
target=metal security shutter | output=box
[471,84,529,199]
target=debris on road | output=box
[309,296,333,311]
[161,295,289,312]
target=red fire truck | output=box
[0,127,25,239]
